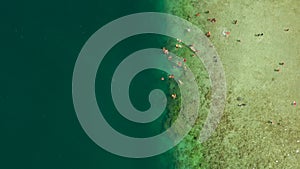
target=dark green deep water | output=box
[0,0,178,169]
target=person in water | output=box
[162,47,169,54]
[255,33,264,36]
[168,74,175,79]
[171,94,177,99]
[206,31,211,37]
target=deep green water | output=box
[0,0,177,169]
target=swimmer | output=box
[171,94,177,99]
[178,79,183,85]
[162,47,169,55]
[222,30,230,37]
[255,33,264,37]
[175,44,182,48]
[177,62,182,67]
[274,68,280,72]
[189,45,198,52]
[177,38,182,43]
[206,31,211,37]
[168,74,175,79]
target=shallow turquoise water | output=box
[0,0,176,169]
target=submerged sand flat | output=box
[166,0,300,168]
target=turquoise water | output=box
[0,0,178,169]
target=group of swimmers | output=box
[160,72,177,99]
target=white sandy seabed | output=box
[165,0,300,168]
